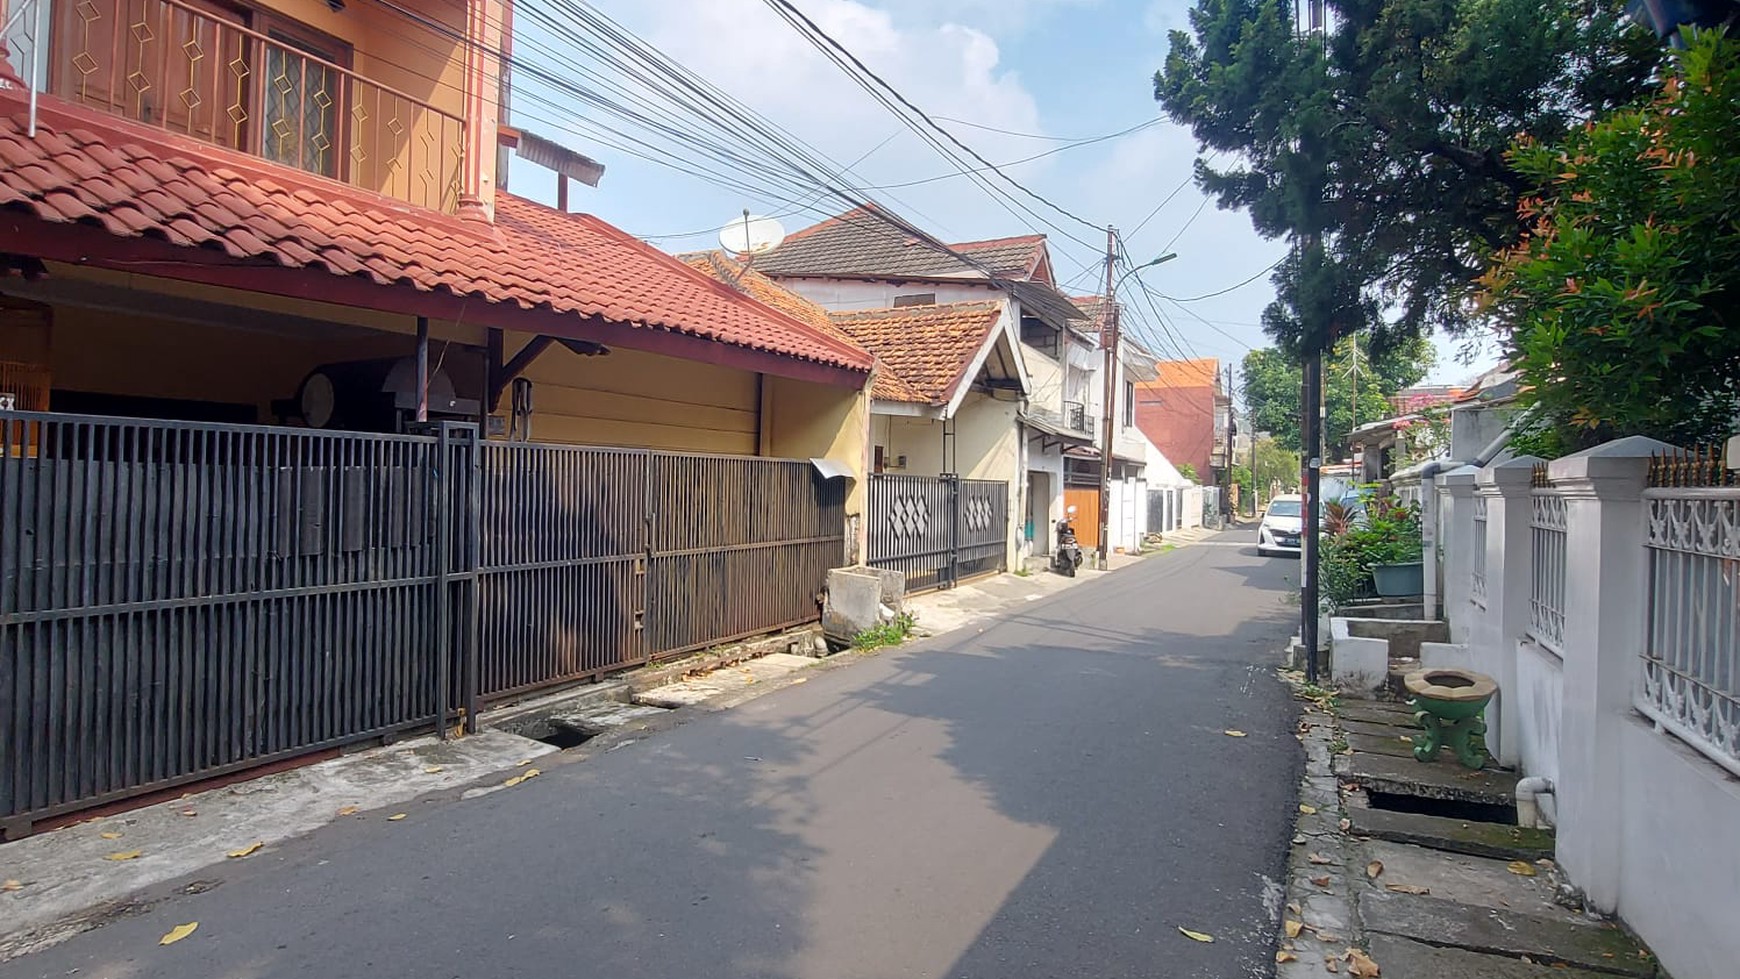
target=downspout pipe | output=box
[1516,776,1556,829]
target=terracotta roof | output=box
[1070,295,1109,331]
[680,250,925,401]
[1150,357,1221,390]
[829,301,1004,405]
[0,98,871,374]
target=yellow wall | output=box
[500,333,760,454]
[44,304,414,418]
[763,373,870,524]
[259,0,471,210]
[876,415,945,475]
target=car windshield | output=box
[1267,500,1302,517]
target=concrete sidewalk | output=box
[1274,677,1661,978]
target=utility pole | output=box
[1097,225,1118,568]
[1223,364,1237,521]
[1299,0,1327,684]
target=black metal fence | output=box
[1,410,845,833]
[866,474,1008,592]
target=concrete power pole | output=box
[1097,225,1118,568]
[1299,0,1327,684]
[1223,364,1237,521]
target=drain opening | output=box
[1366,790,1518,824]
[532,726,593,750]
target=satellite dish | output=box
[718,211,786,256]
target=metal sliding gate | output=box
[866,474,1008,592]
[2,411,845,832]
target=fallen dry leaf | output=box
[1346,948,1381,977]
[1299,803,1318,815]
[1507,861,1539,877]
[386,813,408,822]
[336,805,360,817]
[2,879,22,892]
[1311,875,1331,888]
[1287,901,1302,916]
[1366,860,1385,879]
[516,759,533,767]
[226,841,263,859]
[503,767,542,788]
[1324,954,1340,973]
[179,809,198,817]
[103,850,142,862]
[1308,852,1334,865]
[1277,951,1298,963]
[1285,920,1304,938]
[1339,818,1352,832]
[1292,835,1307,845]
[159,922,198,946]
[100,831,122,840]
[789,677,808,684]
[1224,729,1248,738]
[423,765,444,775]
[1315,931,1344,943]
[1177,927,1214,943]
[1385,883,1430,895]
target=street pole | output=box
[1097,225,1118,568]
[1299,0,1327,684]
[1249,420,1260,515]
[1224,364,1237,521]
[1302,351,1322,682]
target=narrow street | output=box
[8,532,1302,979]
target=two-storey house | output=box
[754,205,1100,563]
[0,0,879,832]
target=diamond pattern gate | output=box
[867,474,1008,592]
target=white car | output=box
[1257,495,1305,557]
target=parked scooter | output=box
[1052,506,1084,577]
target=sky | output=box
[504,0,1501,392]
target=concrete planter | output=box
[1372,561,1424,597]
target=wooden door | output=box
[1064,486,1100,552]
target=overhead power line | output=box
[1160,258,1286,302]
[757,0,1104,246]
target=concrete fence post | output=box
[1473,455,1542,769]
[1439,466,1480,642]
[1548,435,1672,913]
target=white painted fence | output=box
[1440,438,1740,979]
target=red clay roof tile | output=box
[829,301,1005,406]
[0,100,870,375]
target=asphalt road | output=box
[6,530,1303,979]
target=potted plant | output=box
[1318,492,1424,608]
[1365,497,1425,597]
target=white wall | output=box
[1445,440,1740,979]
[1618,717,1740,979]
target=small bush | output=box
[1320,493,1422,612]
[852,613,916,650]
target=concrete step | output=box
[1348,805,1554,862]
[547,702,670,737]
[1361,891,1653,977]
[1345,750,1519,808]
[1364,935,1617,979]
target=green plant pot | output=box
[1371,561,1423,597]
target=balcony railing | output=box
[24,0,466,213]
[1063,400,1095,437]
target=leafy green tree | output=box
[1241,336,1433,457]
[1481,32,1740,448]
[1252,436,1301,500]
[1177,462,1200,482]
[1155,0,1660,356]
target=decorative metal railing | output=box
[1641,488,1740,776]
[1528,490,1567,654]
[15,0,467,213]
[1470,493,1488,607]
